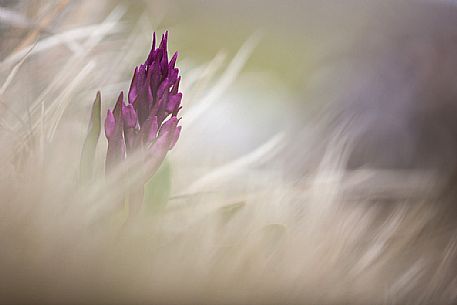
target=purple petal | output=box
[146,115,159,143]
[122,103,140,154]
[156,116,180,151]
[159,31,168,52]
[122,103,138,129]
[128,67,139,104]
[145,32,157,65]
[132,67,153,126]
[104,109,116,139]
[166,93,182,113]
[152,32,156,51]
[154,96,170,124]
[157,78,171,98]
[169,52,178,70]
[169,125,181,149]
[105,94,126,173]
[149,117,176,162]
[150,59,161,93]
[137,64,147,83]
[113,91,124,119]
[172,106,182,117]
[168,68,179,86]
[161,50,169,76]
[158,116,178,139]
[171,76,181,95]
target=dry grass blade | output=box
[0,22,124,68]
[12,0,70,53]
[0,42,35,96]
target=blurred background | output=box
[2,1,457,304]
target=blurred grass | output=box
[1,2,457,305]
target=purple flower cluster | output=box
[105,32,182,173]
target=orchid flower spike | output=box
[104,31,182,175]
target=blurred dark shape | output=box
[289,1,457,182]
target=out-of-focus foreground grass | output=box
[2,1,457,305]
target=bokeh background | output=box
[3,1,457,304]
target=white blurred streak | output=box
[389,259,425,297]
[352,206,408,275]
[306,125,353,224]
[182,132,284,194]
[0,7,30,28]
[426,237,457,296]
[0,42,34,96]
[183,32,261,126]
[181,51,226,104]
[1,14,125,69]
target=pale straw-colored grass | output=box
[1,1,457,305]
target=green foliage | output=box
[80,91,101,183]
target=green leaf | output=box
[80,91,101,183]
[143,158,171,213]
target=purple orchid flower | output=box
[104,31,182,175]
